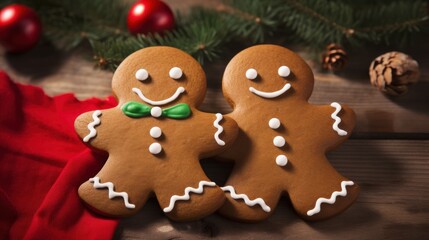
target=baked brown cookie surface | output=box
[219,45,359,222]
[75,46,238,221]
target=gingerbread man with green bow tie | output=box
[74,47,238,221]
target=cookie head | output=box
[112,46,206,107]
[222,45,314,106]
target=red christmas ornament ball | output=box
[0,4,42,53]
[127,0,175,35]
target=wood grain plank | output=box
[114,140,429,240]
[115,202,429,240]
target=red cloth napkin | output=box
[0,71,119,239]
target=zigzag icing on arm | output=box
[213,113,225,146]
[89,177,136,209]
[163,181,217,213]
[83,110,102,142]
[307,180,354,216]
[330,102,348,136]
[221,186,271,212]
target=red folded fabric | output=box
[0,71,119,239]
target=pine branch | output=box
[18,0,130,49]
[93,0,288,68]
[93,8,232,70]
[280,0,357,48]
[91,37,141,71]
[219,0,284,42]
[353,1,429,45]
[9,0,429,71]
[277,0,428,50]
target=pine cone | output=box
[369,52,420,96]
[322,44,348,71]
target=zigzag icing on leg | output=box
[221,186,271,212]
[307,180,354,216]
[89,177,136,209]
[163,181,217,213]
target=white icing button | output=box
[269,118,281,129]
[273,136,286,147]
[276,155,288,166]
[151,107,162,117]
[149,143,162,154]
[278,66,290,77]
[150,126,162,138]
[245,68,258,80]
[169,67,183,79]
[135,69,149,81]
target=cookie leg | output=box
[154,172,225,222]
[218,179,281,222]
[78,158,151,217]
[288,159,360,221]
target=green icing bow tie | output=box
[122,101,191,119]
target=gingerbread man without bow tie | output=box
[75,46,238,221]
[218,45,359,222]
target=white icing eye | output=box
[169,67,183,79]
[135,69,149,81]
[278,66,290,77]
[246,68,258,80]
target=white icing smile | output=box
[249,83,291,99]
[132,87,185,106]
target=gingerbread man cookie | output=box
[219,45,359,222]
[75,47,238,221]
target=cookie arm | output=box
[311,103,356,149]
[214,114,239,147]
[74,109,112,150]
[197,113,239,158]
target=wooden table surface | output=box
[1,1,428,239]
